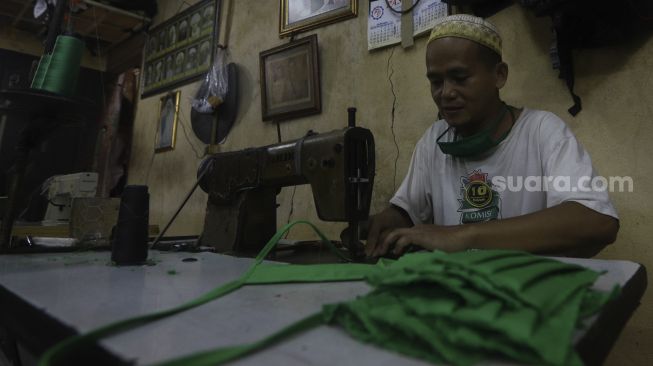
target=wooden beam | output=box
[83,0,151,23]
[10,1,32,28]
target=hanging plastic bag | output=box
[191,47,229,114]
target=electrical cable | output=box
[284,186,297,239]
[385,0,422,14]
[177,104,204,159]
[144,119,159,186]
[91,6,107,110]
[386,47,400,191]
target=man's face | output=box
[426,37,506,131]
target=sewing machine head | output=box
[198,112,374,260]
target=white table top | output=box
[0,251,644,365]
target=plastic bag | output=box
[191,47,229,114]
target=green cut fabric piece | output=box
[153,249,619,366]
[320,250,619,366]
[245,263,382,285]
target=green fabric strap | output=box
[38,220,367,366]
[150,313,325,366]
[246,262,382,284]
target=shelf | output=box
[0,0,152,54]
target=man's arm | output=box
[368,202,619,258]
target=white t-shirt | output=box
[390,108,618,226]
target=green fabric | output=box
[38,220,619,366]
[245,263,383,285]
[322,250,618,366]
[154,250,618,366]
[150,313,325,366]
[38,220,350,366]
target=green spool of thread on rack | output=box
[31,35,84,97]
[31,54,51,89]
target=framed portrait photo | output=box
[142,0,220,98]
[155,91,180,152]
[280,0,357,37]
[260,34,320,122]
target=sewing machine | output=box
[198,109,374,260]
[43,172,98,224]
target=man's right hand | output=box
[365,205,414,257]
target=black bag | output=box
[520,0,652,115]
[442,0,513,18]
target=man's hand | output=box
[365,205,413,257]
[372,224,471,257]
[365,202,618,258]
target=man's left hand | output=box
[371,224,471,257]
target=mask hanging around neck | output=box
[436,104,513,158]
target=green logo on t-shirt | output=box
[458,170,500,223]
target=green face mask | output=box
[437,104,513,158]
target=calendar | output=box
[413,0,448,36]
[368,0,448,51]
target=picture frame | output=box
[155,91,180,152]
[280,0,357,37]
[260,34,321,122]
[141,0,220,98]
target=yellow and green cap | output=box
[427,14,502,57]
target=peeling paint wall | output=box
[128,2,653,363]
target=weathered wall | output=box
[128,1,652,363]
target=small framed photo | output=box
[260,34,320,122]
[155,91,180,152]
[280,0,357,37]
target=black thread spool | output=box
[111,185,149,265]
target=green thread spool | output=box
[39,35,84,96]
[31,54,52,89]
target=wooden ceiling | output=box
[0,0,151,54]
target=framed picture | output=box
[260,34,320,122]
[280,0,357,37]
[155,91,180,152]
[142,0,220,98]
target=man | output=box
[365,15,619,258]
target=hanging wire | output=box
[90,5,107,110]
[144,119,159,186]
[284,186,297,239]
[177,103,205,159]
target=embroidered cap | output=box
[427,14,502,57]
